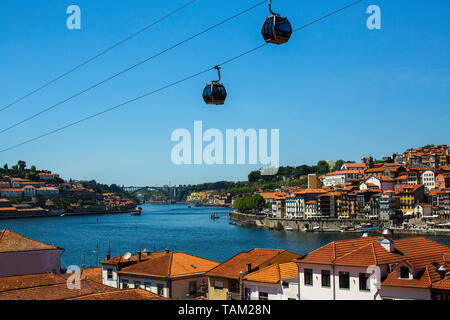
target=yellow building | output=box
[397,184,425,215]
[206,249,300,300]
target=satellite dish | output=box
[123,252,132,260]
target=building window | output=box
[400,267,410,279]
[304,269,313,286]
[122,280,129,289]
[282,281,289,289]
[259,292,268,300]
[134,281,141,289]
[157,284,164,296]
[359,273,370,291]
[106,269,113,280]
[144,282,151,291]
[321,270,331,288]
[339,272,350,289]
[189,281,197,295]
[214,281,223,290]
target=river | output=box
[1,203,449,268]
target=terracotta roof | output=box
[343,163,366,169]
[0,279,116,300]
[118,251,219,279]
[69,288,168,300]
[432,274,450,290]
[244,262,298,284]
[259,192,286,199]
[0,273,66,292]
[101,250,166,265]
[0,229,62,253]
[59,267,103,284]
[325,170,362,176]
[206,248,300,280]
[382,261,445,289]
[297,237,450,268]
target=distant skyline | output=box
[1,0,449,186]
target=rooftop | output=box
[243,262,298,284]
[0,229,62,253]
[206,248,300,280]
[118,251,219,279]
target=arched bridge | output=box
[121,185,188,202]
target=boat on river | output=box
[284,226,294,231]
[130,207,142,216]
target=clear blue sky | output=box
[0,0,449,186]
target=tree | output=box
[18,160,26,171]
[315,161,330,175]
[248,170,261,183]
[30,165,37,173]
[333,160,344,171]
[3,164,7,170]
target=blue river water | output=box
[1,203,449,268]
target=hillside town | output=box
[187,145,450,232]
[0,228,449,300]
[0,163,136,219]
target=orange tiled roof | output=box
[0,229,62,253]
[118,251,219,279]
[0,273,66,292]
[259,192,286,199]
[69,288,168,300]
[297,237,450,268]
[206,248,300,280]
[0,279,116,300]
[432,275,450,290]
[382,261,444,289]
[244,262,298,284]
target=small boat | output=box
[312,226,321,231]
[284,226,294,231]
[187,205,191,208]
[229,221,237,225]
[60,214,65,217]
[301,227,308,232]
[211,213,220,220]
[130,207,142,216]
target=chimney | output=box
[105,253,111,260]
[137,251,141,263]
[380,238,395,253]
[246,263,252,273]
[165,248,170,254]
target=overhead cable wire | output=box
[0,0,268,135]
[0,0,363,154]
[0,0,198,113]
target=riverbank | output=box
[229,211,450,236]
[0,208,135,220]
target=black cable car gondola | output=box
[203,66,227,105]
[261,0,292,45]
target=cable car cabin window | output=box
[275,17,292,37]
[262,18,274,38]
[212,85,226,99]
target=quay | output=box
[229,211,450,236]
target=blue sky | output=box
[0,0,449,186]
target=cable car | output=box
[203,66,227,105]
[261,0,292,45]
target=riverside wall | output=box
[229,211,450,236]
